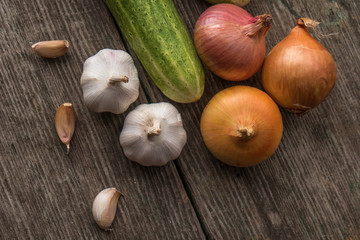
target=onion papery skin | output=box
[261,18,337,114]
[194,4,272,81]
[205,0,251,7]
[200,86,283,167]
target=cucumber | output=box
[104,0,205,103]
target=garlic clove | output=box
[120,102,187,166]
[55,103,75,154]
[92,188,122,230]
[80,49,140,114]
[32,40,69,58]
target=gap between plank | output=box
[173,160,209,238]
[107,9,209,238]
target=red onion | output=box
[194,4,272,81]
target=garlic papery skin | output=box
[32,40,69,58]
[120,102,187,166]
[92,188,122,231]
[55,103,75,154]
[80,49,139,114]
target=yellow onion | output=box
[262,18,337,114]
[194,4,272,81]
[205,0,251,7]
[200,86,283,167]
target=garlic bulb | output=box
[92,188,122,230]
[120,102,187,166]
[80,49,139,114]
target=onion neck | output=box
[235,126,254,140]
[244,14,272,38]
[296,18,319,30]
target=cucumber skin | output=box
[104,0,205,103]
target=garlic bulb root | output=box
[146,119,162,136]
[109,74,129,84]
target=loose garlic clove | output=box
[92,188,122,231]
[32,40,69,58]
[120,102,187,166]
[80,49,139,114]
[55,103,75,154]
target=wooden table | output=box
[1,0,359,239]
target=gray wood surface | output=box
[1,0,359,239]
[0,0,204,239]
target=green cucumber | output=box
[104,0,204,103]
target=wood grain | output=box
[1,0,359,239]
[0,0,204,239]
[121,0,360,239]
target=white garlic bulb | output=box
[80,49,139,114]
[120,102,187,166]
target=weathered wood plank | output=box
[1,0,359,239]
[123,0,360,239]
[0,0,205,239]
